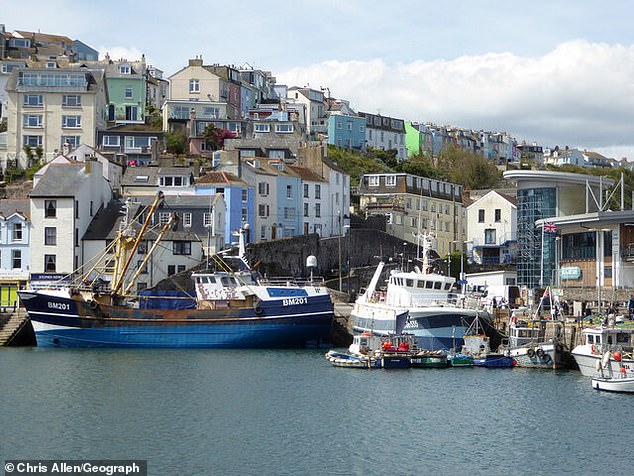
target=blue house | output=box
[327,113,366,150]
[0,199,30,307]
[195,171,255,245]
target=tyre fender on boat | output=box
[527,347,535,358]
[88,299,99,310]
[536,347,545,358]
[254,300,264,315]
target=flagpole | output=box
[540,223,544,288]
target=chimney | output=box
[189,57,203,67]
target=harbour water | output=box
[0,347,630,476]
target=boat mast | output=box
[111,191,165,296]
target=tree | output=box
[166,131,188,155]
[202,124,236,151]
[436,143,500,190]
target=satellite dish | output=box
[306,255,317,268]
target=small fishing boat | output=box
[447,352,474,367]
[410,350,447,368]
[462,315,515,368]
[590,350,634,392]
[591,375,634,393]
[325,350,377,369]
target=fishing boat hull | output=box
[19,290,334,348]
[571,346,634,377]
[380,354,411,369]
[591,376,634,392]
[410,353,447,368]
[505,342,564,369]
[472,354,515,367]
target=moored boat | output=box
[461,311,514,368]
[351,233,497,350]
[591,376,634,392]
[571,325,634,377]
[410,350,447,368]
[19,193,335,348]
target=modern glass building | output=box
[503,171,612,289]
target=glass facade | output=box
[517,187,557,288]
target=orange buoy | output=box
[614,351,622,361]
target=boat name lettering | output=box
[283,297,308,306]
[48,301,70,311]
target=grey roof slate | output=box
[30,165,89,197]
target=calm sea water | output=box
[0,347,630,476]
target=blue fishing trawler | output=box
[19,193,334,348]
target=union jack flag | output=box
[544,222,557,233]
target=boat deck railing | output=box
[258,276,326,287]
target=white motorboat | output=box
[571,326,634,377]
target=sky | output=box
[4,0,634,159]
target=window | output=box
[137,241,147,255]
[286,185,292,199]
[478,209,485,223]
[45,227,57,245]
[23,114,43,127]
[136,260,148,274]
[261,225,266,239]
[242,189,248,201]
[368,176,379,187]
[62,115,81,128]
[23,135,42,147]
[275,124,293,133]
[304,203,309,217]
[173,241,191,255]
[183,213,192,227]
[484,229,496,244]
[203,107,219,118]
[386,176,396,187]
[45,254,57,273]
[495,209,501,222]
[45,200,57,218]
[177,265,186,273]
[315,184,321,199]
[189,79,200,93]
[62,95,81,107]
[137,282,147,292]
[61,136,80,148]
[159,212,171,225]
[203,213,212,227]
[103,135,120,147]
[23,95,43,107]
[254,123,270,133]
[125,136,152,150]
[258,204,269,217]
[125,87,133,99]
[12,223,23,241]
[303,184,309,198]
[167,265,176,276]
[284,208,294,220]
[242,208,248,223]
[12,250,22,269]
[315,203,321,218]
[258,182,269,196]
[119,65,131,74]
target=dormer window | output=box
[119,65,131,74]
[46,62,57,68]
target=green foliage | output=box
[434,143,501,189]
[166,131,188,155]
[327,146,392,186]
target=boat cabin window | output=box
[434,282,442,290]
[406,279,414,287]
[617,333,629,343]
[417,281,425,288]
[425,281,433,289]
[221,277,234,287]
[607,336,613,345]
[587,335,594,344]
[444,283,451,290]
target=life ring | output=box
[88,300,99,310]
[527,348,536,358]
[254,301,263,316]
[536,348,545,359]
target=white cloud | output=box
[277,40,634,159]
[97,46,146,63]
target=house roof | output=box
[30,164,89,197]
[196,171,249,187]
[287,165,328,183]
[0,199,30,220]
[121,166,195,186]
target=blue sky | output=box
[5,1,634,159]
